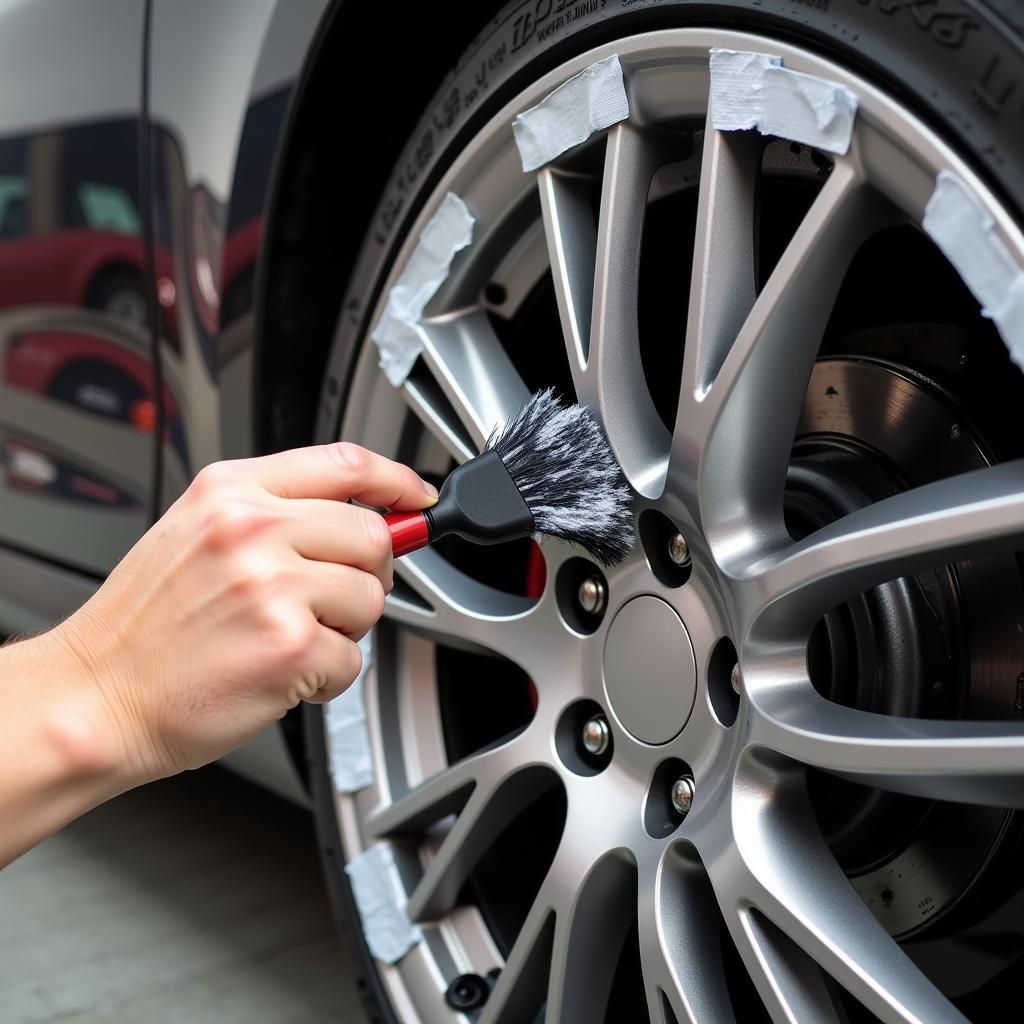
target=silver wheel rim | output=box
[329,28,1024,1024]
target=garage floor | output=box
[0,766,363,1023]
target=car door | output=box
[0,0,153,599]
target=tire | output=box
[87,266,147,325]
[308,3,1024,1022]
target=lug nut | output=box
[581,715,610,756]
[731,663,741,694]
[670,776,695,817]
[577,576,606,615]
[667,533,690,565]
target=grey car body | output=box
[0,0,336,800]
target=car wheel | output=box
[88,267,147,325]
[307,3,1024,1021]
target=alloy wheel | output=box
[326,29,1024,1024]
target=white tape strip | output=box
[923,170,1024,369]
[512,54,629,172]
[324,631,374,793]
[346,843,423,964]
[709,48,858,156]
[371,192,475,387]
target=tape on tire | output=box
[923,170,1024,369]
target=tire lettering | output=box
[859,0,980,49]
[972,52,1018,118]
[512,0,606,53]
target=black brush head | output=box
[485,388,634,566]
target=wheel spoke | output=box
[544,122,677,494]
[368,729,556,923]
[538,166,597,386]
[750,678,1024,806]
[402,376,476,464]
[367,729,529,837]
[407,763,555,922]
[590,123,674,494]
[544,853,637,1023]
[671,123,763,499]
[480,895,556,1024]
[480,840,636,1024]
[385,547,537,663]
[729,907,843,1024]
[401,312,530,462]
[744,459,1024,639]
[722,765,965,1023]
[639,844,734,1024]
[692,159,881,564]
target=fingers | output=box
[303,625,364,705]
[305,561,387,638]
[235,443,438,509]
[282,499,394,589]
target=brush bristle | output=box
[485,388,634,566]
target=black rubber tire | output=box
[308,3,1024,1021]
[86,266,147,324]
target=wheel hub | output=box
[603,595,696,745]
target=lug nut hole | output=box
[556,558,609,635]
[556,699,613,776]
[645,758,695,838]
[708,637,740,727]
[639,510,692,587]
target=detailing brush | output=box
[384,389,633,567]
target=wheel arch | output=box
[253,0,510,459]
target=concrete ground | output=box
[0,766,363,1023]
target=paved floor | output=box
[0,767,363,1023]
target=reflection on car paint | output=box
[0,0,327,795]
[3,436,141,511]
[3,328,189,465]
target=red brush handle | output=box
[384,510,431,557]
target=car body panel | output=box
[147,0,330,802]
[0,0,332,804]
[0,0,153,576]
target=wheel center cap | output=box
[603,596,696,745]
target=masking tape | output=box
[346,843,423,964]
[324,631,374,793]
[709,48,858,156]
[512,54,630,172]
[371,192,475,387]
[923,170,1024,370]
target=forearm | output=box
[0,629,138,867]
[0,443,435,867]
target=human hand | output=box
[48,443,437,783]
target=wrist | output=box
[44,615,159,789]
[0,629,140,865]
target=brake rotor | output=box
[794,356,1023,942]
